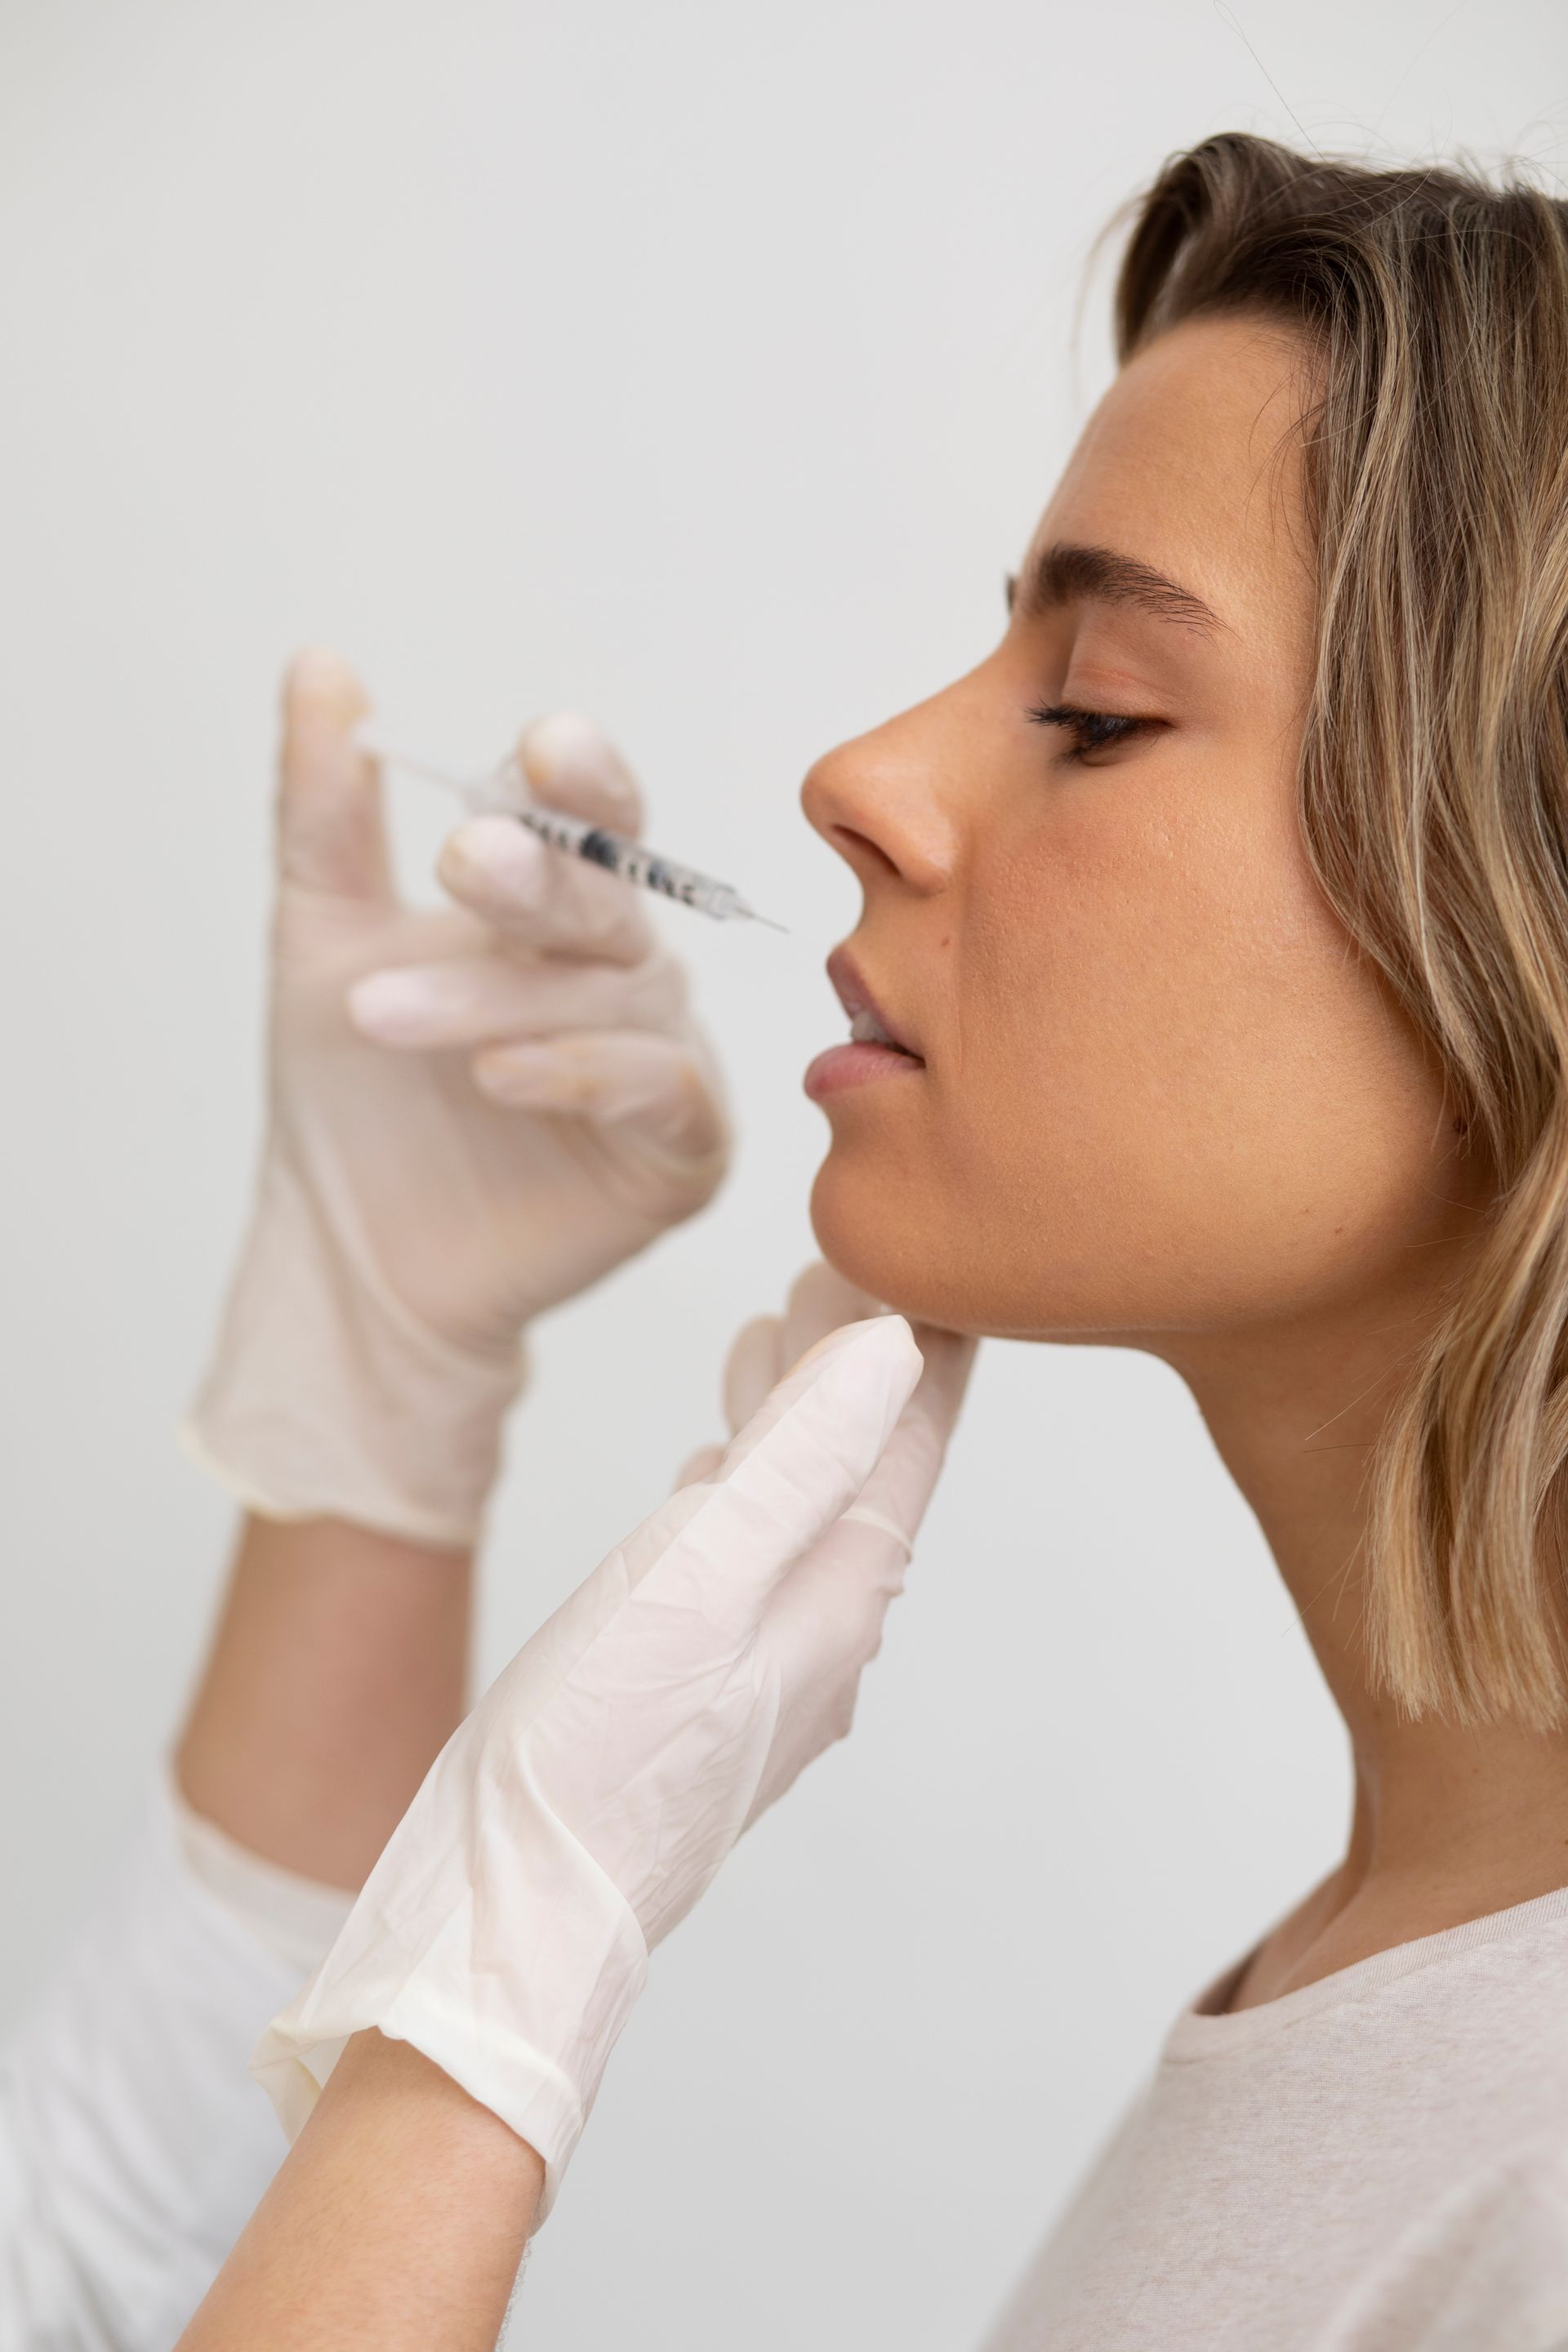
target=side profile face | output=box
[802,312,1477,1343]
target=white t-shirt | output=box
[980,1886,1568,2351]
[8,1788,1568,2348]
[0,1772,351,2350]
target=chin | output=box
[808,1154,981,1335]
[808,1143,1189,1346]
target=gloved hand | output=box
[183,648,729,1547]
[252,1272,976,2225]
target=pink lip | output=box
[804,1040,926,1099]
[823,946,923,1057]
[804,944,926,1102]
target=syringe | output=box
[351,722,789,931]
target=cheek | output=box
[858,783,1459,1335]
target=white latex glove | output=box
[252,1285,976,2225]
[183,649,729,1547]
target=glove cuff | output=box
[184,1153,528,1548]
[250,1757,650,2230]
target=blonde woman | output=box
[23,133,1568,2348]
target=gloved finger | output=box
[719,1262,887,1436]
[682,1265,902,1514]
[722,1314,785,1434]
[671,1440,725,1489]
[437,816,654,968]
[646,1316,924,1648]
[742,1514,907,1826]
[516,710,646,837]
[840,1322,978,1549]
[470,1031,726,1163]
[339,902,493,976]
[748,1325,978,1793]
[780,1259,885,1374]
[345,951,686,1050]
[277,647,390,903]
[764,1324,975,1699]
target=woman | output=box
[31,129,1568,2345]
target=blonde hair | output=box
[1114,135,1568,1729]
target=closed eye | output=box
[1027,701,1162,764]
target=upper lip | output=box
[826,944,924,1061]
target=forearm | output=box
[176,2030,544,2350]
[175,1512,472,1890]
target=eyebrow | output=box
[1005,540,1223,638]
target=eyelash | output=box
[1026,701,1158,762]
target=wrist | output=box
[251,1675,650,2227]
[322,2029,548,2213]
[179,2033,544,2350]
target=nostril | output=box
[831,824,901,880]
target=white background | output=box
[2,4,1564,2344]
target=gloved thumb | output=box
[651,1316,924,1649]
[277,647,390,901]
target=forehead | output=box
[1033,314,1314,626]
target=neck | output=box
[1162,1285,1568,1969]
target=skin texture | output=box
[803,312,1568,2009]
[176,1513,472,1888]
[805,314,1463,1341]
[175,2030,543,2350]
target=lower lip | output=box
[803,1040,926,1099]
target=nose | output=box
[800,702,958,898]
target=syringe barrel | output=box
[511,805,737,911]
[365,741,763,920]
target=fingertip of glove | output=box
[283,645,370,724]
[522,709,612,767]
[519,711,642,823]
[800,1313,924,1414]
[801,1319,925,1475]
